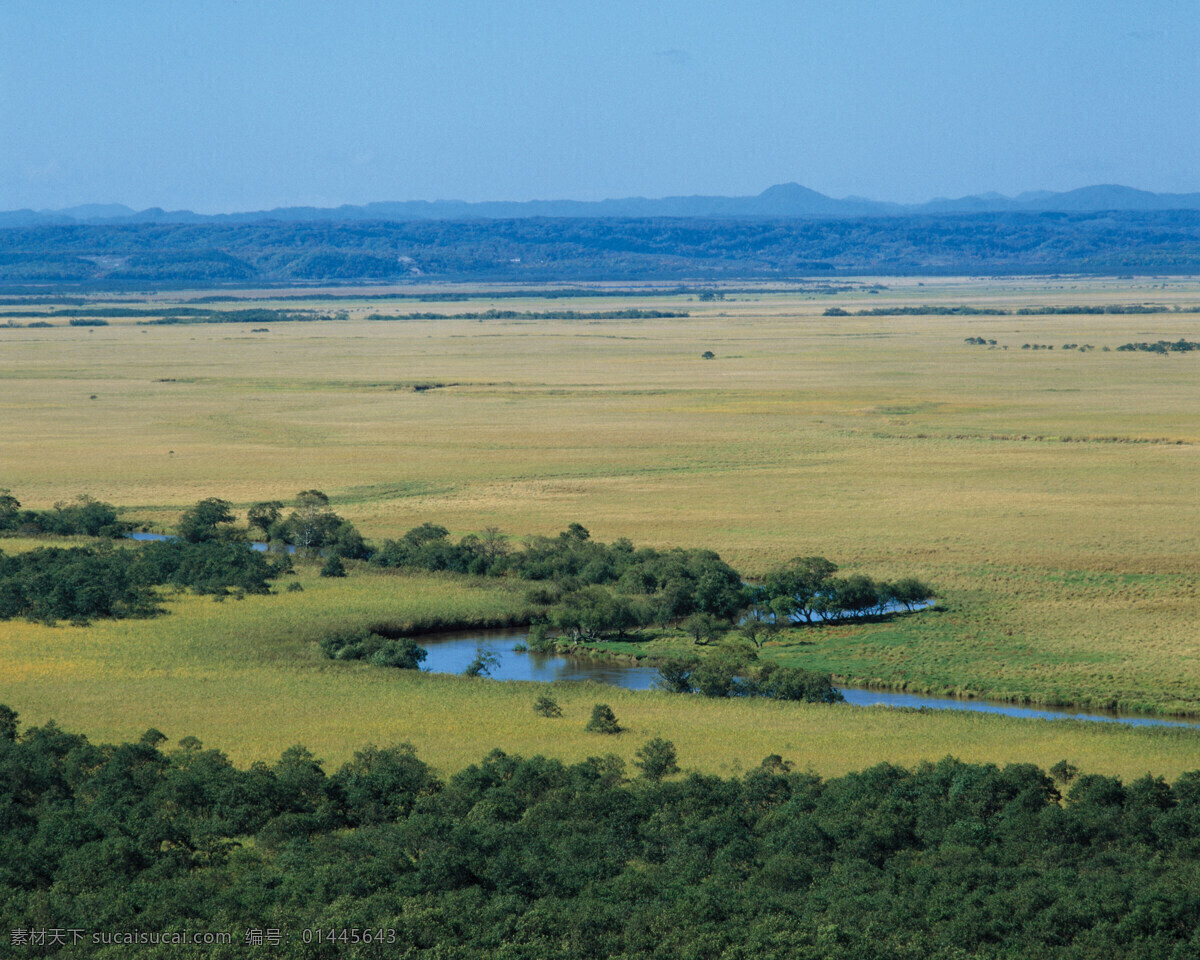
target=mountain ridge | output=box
[4,183,1200,228]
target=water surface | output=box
[416,628,1200,730]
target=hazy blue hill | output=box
[9,183,1200,228]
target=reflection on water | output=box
[420,629,660,689]
[839,688,1200,729]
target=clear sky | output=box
[2,0,1197,212]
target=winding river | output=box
[416,628,1200,730]
[123,533,1200,729]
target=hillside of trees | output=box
[2,211,1200,287]
[3,713,1200,958]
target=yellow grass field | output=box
[2,276,1199,766]
[1,566,1198,782]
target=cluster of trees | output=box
[0,539,282,624]
[4,713,1200,957]
[3,490,931,641]
[749,556,933,625]
[373,522,748,640]
[318,629,428,669]
[0,491,127,538]
[1116,338,1200,353]
[655,653,845,703]
[181,490,367,558]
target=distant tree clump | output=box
[2,493,126,538]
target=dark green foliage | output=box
[752,664,846,703]
[759,555,934,624]
[132,538,276,595]
[653,654,843,704]
[0,704,17,741]
[654,657,697,693]
[273,489,367,557]
[533,695,563,718]
[175,497,236,543]
[373,522,749,639]
[246,499,283,539]
[4,724,1200,957]
[634,738,679,781]
[9,494,126,537]
[319,555,346,578]
[0,490,20,531]
[319,630,427,669]
[1117,338,1200,353]
[0,545,159,623]
[585,703,621,734]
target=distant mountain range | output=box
[5,183,1200,228]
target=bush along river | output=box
[415,627,1200,730]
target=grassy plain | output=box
[2,276,1200,764]
[2,564,1199,782]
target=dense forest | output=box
[2,211,1200,287]
[3,712,1200,958]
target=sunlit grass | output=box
[3,278,1200,753]
[2,567,1199,782]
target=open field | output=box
[2,276,1199,739]
[2,565,1200,782]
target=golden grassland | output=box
[2,566,1199,782]
[1,276,1199,758]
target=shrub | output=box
[320,629,427,669]
[320,555,346,578]
[533,695,562,718]
[585,703,621,734]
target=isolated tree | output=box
[585,703,621,734]
[634,738,679,781]
[463,648,500,677]
[533,695,563,718]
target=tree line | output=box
[2,711,1200,958]
[2,492,933,640]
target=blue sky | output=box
[2,0,1197,212]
